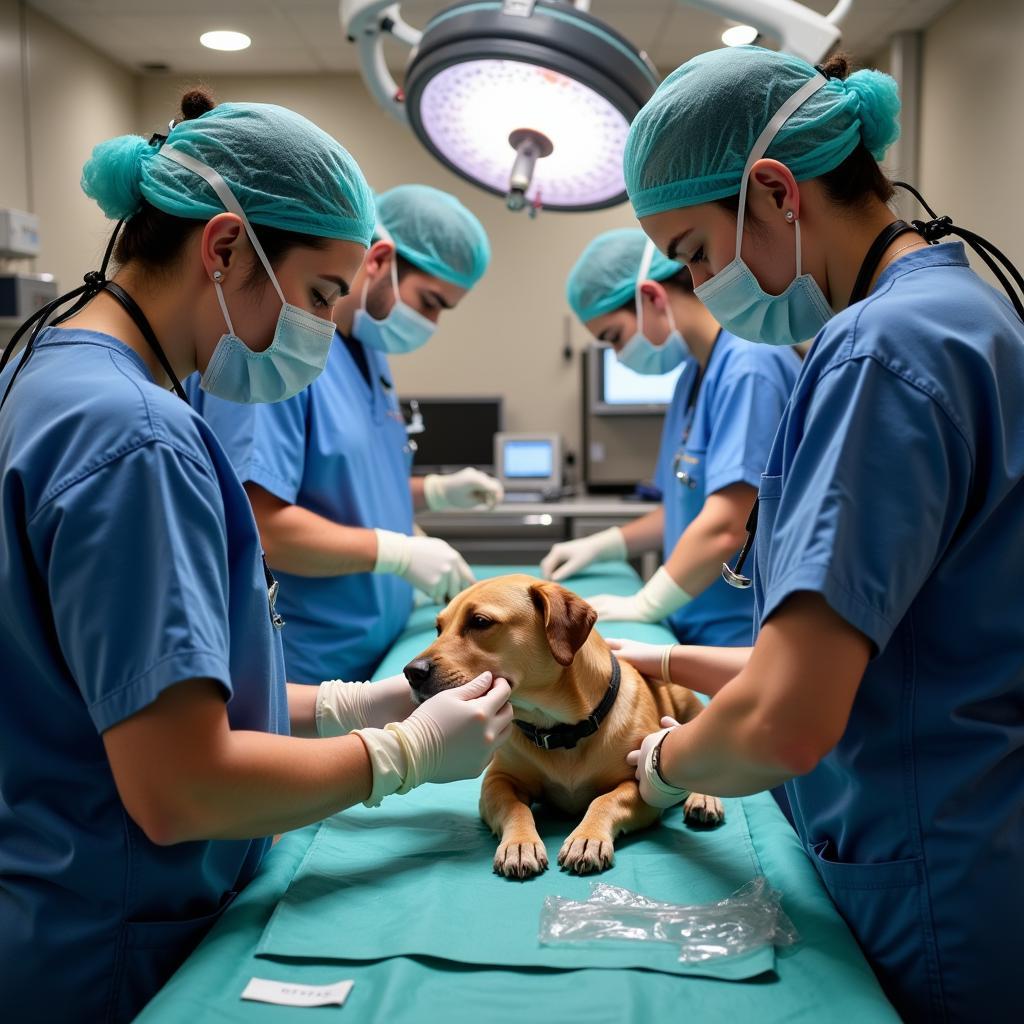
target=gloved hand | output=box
[540,527,626,582]
[316,674,416,737]
[424,468,504,510]
[606,638,674,680]
[354,672,514,806]
[588,566,692,623]
[374,529,475,604]
[626,716,690,809]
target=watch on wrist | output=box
[651,731,673,785]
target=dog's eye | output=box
[467,615,493,630]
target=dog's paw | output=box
[557,833,615,875]
[683,792,725,826]
[494,838,548,880]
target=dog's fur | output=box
[403,574,724,879]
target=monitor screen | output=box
[400,397,502,471]
[597,346,682,410]
[503,439,554,479]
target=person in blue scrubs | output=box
[0,92,512,1023]
[189,184,501,685]
[617,47,1024,1022]
[542,228,799,647]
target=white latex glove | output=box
[540,526,626,582]
[424,468,504,510]
[353,672,514,806]
[315,674,415,737]
[588,566,692,623]
[606,638,674,680]
[374,528,475,604]
[626,716,690,809]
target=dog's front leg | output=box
[480,769,548,880]
[558,779,661,875]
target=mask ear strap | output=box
[634,238,657,338]
[734,75,827,256]
[373,222,401,301]
[159,146,287,306]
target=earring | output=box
[784,210,795,223]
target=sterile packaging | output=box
[539,876,798,963]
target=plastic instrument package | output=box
[539,876,798,964]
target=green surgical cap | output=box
[625,46,900,218]
[373,184,491,289]
[81,102,375,246]
[567,228,684,323]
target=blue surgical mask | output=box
[617,239,690,376]
[160,146,336,404]
[693,75,834,348]
[352,228,437,355]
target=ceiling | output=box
[27,0,958,76]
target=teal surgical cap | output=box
[374,184,491,290]
[567,228,684,323]
[624,46,900,218]
[81,102,375,246]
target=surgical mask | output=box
[352,225,437,355]
[693,75,834,348]
[160,146,335,404]
[617,239,690,375]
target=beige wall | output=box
[920,0,1024,277]
[0,0,137,292]
[0,0,28,211]
[139,73,636,457]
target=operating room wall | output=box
[0,0,137,294]
[138,73,639,467]
[919,0,1024,280]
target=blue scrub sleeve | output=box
[206,391,308,504]
[704,371,789,496]
[758,356,972,653]
[40,441,235,733]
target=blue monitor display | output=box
[503,440,554,478]
[600,346,683,407]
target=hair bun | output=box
[80,135,156,220]
[180,87,215,121]
[844,68,901,160]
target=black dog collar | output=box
[514,652,621,751]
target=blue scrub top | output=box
[752,243,1024,1021]
[0,328,288,1023]
[187,330,414,684]
[654,329,799,646]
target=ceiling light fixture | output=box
[200,30,251,52]
[722,23,760,46]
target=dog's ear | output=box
[528,582,598,666]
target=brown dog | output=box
[403,574,724,879]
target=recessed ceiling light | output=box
[200,30,251,52]
[721,24,759,47]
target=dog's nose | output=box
[404,658,433,690]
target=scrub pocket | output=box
[112,891,238,1022]
[810,840,941,1019]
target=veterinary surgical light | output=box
[341,0,854,214]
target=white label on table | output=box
[241,977,354,1007]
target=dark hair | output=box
[113,85,329,282]
[614,267,694,314]
[715,51,893,219]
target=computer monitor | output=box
[400,397,503,474]
[494,433,563,497]
[588,343,683,416]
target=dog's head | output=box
[403,574,598,702]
